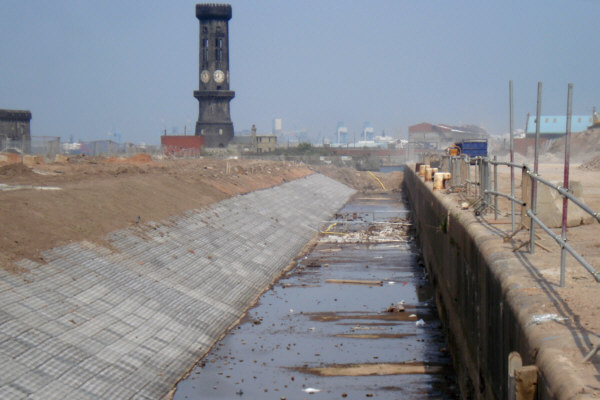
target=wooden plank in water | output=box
[325,279,383,286]
[293,362,449,376]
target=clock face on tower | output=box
[201,70,210,84]
[214,70,225,84]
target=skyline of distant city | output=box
[1,1,598,145]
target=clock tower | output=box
[194,4,235,148]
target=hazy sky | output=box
[1,1,599,144]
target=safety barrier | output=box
[440,154,600,288]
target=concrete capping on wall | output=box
[403,166,596,400]
[0,173,356,399]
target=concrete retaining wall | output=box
[403,166,595,400]
[0,173,355,399]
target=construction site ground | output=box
[3,153,598,395]
[0,156,402,273]
[0,155,407,399]
[492,163,600,334]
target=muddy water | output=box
[174,193,458,399]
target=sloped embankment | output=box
[0,173,355,399]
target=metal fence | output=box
[439,153,600,287]
[0,137,30,154]
[73,140,161,157]
[432,82,600,288]
[31,136,61,158]
[0,136,162,159]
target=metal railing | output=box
[435,82,600,288]
[427,81,600,361]
[441,154,600,287]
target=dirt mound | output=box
[311,165,403,192]
[104,153,154,165]
[0,163,34,177]
[127,154,153,164]
[579,154,600,171]
[0,152,23,164]
[546,129,600,162]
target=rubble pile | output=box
[320,219,412,244]
[579,154,600,171]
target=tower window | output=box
[215,39,223,63]
[202,38,209,66]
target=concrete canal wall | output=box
[0,173,355,399]
[403,166,593,400]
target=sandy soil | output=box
[504,164,600,334]
[0,155,402,273]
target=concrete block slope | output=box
[0,173,355,399]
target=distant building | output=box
[272,118,282,135]
[408,122,488,150]
[408,123,436,147]
[161,135,205,157]
[0,109,32,152]
[363,122,375,141]
[230,124,277,153]
[230,135,253,153]
[255,135,277,153]
[525,114,593,138]
[336,122,348,144]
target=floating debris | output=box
[0,183,62,191]
[318,221,412,244]
[386,302,405,313]
[527,313,568,326]
[302,387,321,393]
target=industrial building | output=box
[161,135,205,157]
[335,122,348,145]
[408,122,488,151]
[0,109,32,153]
[525,114,593,138]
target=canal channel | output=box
[174,192,458,399]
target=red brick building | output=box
[161,135,205,157]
